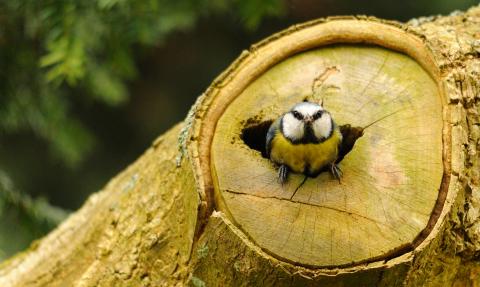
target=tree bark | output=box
[1,6,480,287]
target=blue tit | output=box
[266,101,343,184]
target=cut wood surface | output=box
[211,45,444,267]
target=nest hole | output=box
[240,120,273,158]
[240,119,365,164]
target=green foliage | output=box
[0,170,69,261]
[0,0,284,166]
[235,0,285,30]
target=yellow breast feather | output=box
[270,129,342,175]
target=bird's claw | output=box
[278,165,289,184]
[330,163,343,182]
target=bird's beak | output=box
[304,116,313,124]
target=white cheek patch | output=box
[282,113,304,141]
[313,113,333,139]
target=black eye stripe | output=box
[292,111,303,120]
[313,111,323,119]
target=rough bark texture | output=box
[0,124,199,286]
[1,6,480,287]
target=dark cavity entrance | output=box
[241,119,365,164]
[240,120,273,158]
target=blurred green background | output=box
[0,0,476,261]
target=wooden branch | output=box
[1,5,480,287]
[0,124,200,286]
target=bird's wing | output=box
[265,118,281,158]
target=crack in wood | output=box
[223,189,399,231]
[290,176,308,200]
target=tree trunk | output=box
[1,6,480,287]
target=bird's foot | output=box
[278,164,289,184]
[330,163,343,183]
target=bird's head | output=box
[280,101,333,143]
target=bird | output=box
[265,101,343,184]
